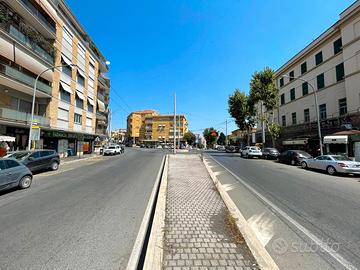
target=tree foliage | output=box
[203,127,218,148]
[217,132,226,145]
[183,131,196,146]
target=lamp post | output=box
[27,64,77,150]
[281,75,323,155]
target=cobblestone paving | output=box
[163,155,259,270]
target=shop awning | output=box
[324,135,348,144]
[76,90,85,100]
[0,135,15,142]
[60,81,72,94]
[97,99,105,112]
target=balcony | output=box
[0,107,50,126]
[4,25,54,64]
[98,73,110,89]
[19,0,56,33]
[96,112,107,121]
[97,91,106,102]
[0,63,52,95]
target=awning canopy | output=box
[0,135,16,142]
[76,90,85,100]
[324,135,348,144]
[61,54,72,66]
[97,99,105,112]
[60,81,72,94]
[77,68,85,78]
[87,97,94,106]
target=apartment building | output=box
[126,110,188,145]
[255,1,360,158]
[0,0,110,157]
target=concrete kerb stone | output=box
[202,154,280,270]
[143,154,169,270]
[61,155,100,165]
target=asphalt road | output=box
[208,151,360,269]
[0,148,164,270]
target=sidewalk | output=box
[61,153,100,164]
[163,154,259,270]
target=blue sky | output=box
[67,0,354,134]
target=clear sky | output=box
[67,0,355,134]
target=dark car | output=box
[0,158,33,191]
[225,145,237,153]
[262,148,280,160]
[278,150,312,165]
[5,150,60,172]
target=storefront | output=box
[324,130,360,161]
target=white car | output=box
[241,146,262,158]
[301,155,360,175]
[103,145,121,155]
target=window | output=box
[19,100,32,113]
[61,59,72,77]
[304,109,310,123]
[315,51,323,65]
[40,150,54,157]
[336,63,345,82]
[0,160,5,170]
[317,73,325,89]
[10,97,19,110]
[319,104,327,120]
[87,102,93,113]
[339,98,347,116]
[301,62,307,74]
[291,112,297,125]
[75,96,83,109]
[5,160,20,168]
[289,71,294,81]
[282,115,286,126]
[77,72,85,86]
[279,78,284,87]
[60,87,71,103]
[38,104,46,116]
[302,82,309,96]
[290,88,295,101]
[30,151,41,159]
[74,113,82,124]
[333,38,342,54]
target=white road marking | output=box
[207,155,357,270]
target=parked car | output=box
[0,158,33,191]
[278,150,312,165]
[301,155,360,175]
[217,146,226,151]
[262,148,280,160]
[241,146,262,158]
[5,150,60,172]
[103,145,121,155]
[225,145,237,153]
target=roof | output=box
[132,110,158,114]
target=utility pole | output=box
[225,119,228,146]
[173,93,176,154]
[178,114,181,149]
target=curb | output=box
[126,155,167,270]
[61,155,100,165]
[143,154,169,269]
[202,154,280,270]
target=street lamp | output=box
[27,64,77,150]
[281,75,323,155]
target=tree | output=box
[249,67,279,146]
[228,89,255,145]
[217,132,226,145]
[183,131,196,146]
[203,128,218,148]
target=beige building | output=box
[256,1,360,158]
[0,0,110,157]
[127,110,188,145]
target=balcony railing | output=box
[97,91,106,102]
[19,0,56,33]
[8,25,54,64]
[0,107,50,126]
[0,63,52,94]
[96,112,107,121]
[98,73,110,89]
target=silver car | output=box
[0,158,33,191]
[301,155,360,175]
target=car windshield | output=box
[250,147,259,150]
[6,152,30,160]
[332,155,352,161]
[108,146,116,149]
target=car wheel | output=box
[301,161,308,169]
[290,159,296,165]
[19,175,32,189]
[264,155,268,160]
[50,161,59,171]
[327,166,336,175]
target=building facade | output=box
[126,110,188,145]
[0,0,110,157]
[256,1,360,158]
